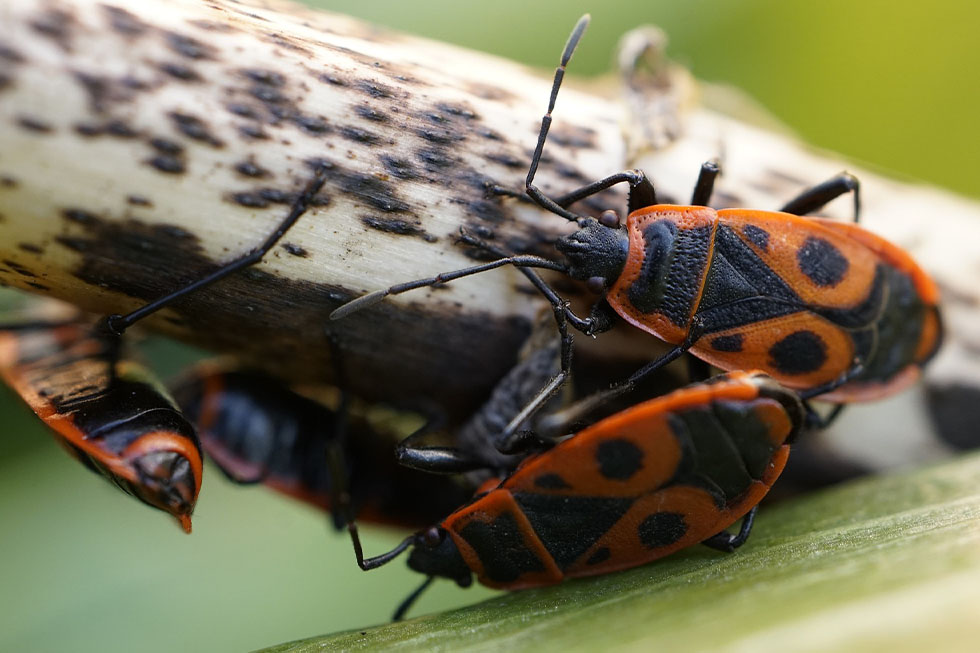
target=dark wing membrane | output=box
[172,365,472,529]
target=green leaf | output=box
[259,452,980,652]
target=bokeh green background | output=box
[0,2,976,652]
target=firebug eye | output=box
[599,210,620,228]
[422,527,443,548]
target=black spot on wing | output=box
[742,224,770,251]
[534,473,571,490]
[638,512,687,549]
[710,334,744,352]
[586,547,611,565]
[768,330,828,375]
[797,237,849,287]
[595,439,643,480]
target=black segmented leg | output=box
[485,183,532,203]
[395,433,489,475]
[552,170,655,213]
[324,437,352,531]
[701,506,758,552]
[343,447,424,578]
[537,320,705,438]
[343,364,420,570]
[102,167,329,336]
[683,164,717,390]
[690,160,721,207]
[686,356,712,383]
[330,225,581,457]
[490,300,575,454]
[449,232,602,455]
[328,247,572,321]
[393,576,436,622]
[492,370,570,454]
[325,335,354,531]
[349,526,414,571]
[780,173,861,223]
[331,331,415,572]
[455,230,605,334]
[492,168,655,219]
[798,362,865,401]
[803,402,846,431]
[347,524,440,622]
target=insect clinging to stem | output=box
[347,370,805,620]
[330,14,941,452]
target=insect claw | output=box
[97,314,125,338]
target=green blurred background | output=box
[0,2,976,652]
